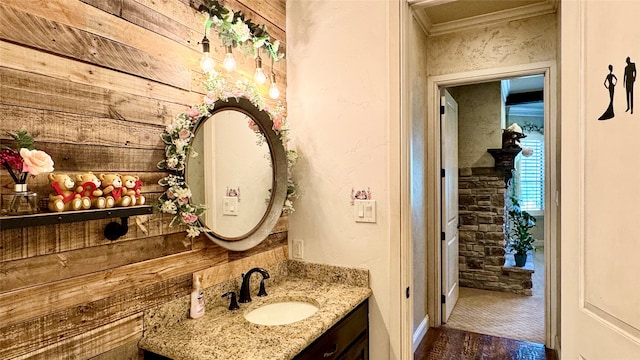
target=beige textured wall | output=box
[286,1,397,358]
[450,82,502,168]
[427,13,557,76]
[409,14,429,334]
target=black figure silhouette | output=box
[599,64,617,120]
[624,56,636,114]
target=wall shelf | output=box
[488,147,522,185]
[0,205,153,239]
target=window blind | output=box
[518,138,544,211]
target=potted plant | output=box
[506,195,537,267]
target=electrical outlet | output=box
[292,239,303,259]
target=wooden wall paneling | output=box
[0,274,191,359]
[0,0,288,357]
[0,4,193,90]
[0,41,202,106]
[0,228,25,260]
[34,143,164,173]
[1,0,201,70]
[236,0,286,32]
[0,68,186,126]
[90,339,144,360]
[0,244,227,329]
[0,212,182,263]
[12,313,143,360]
[227,230,287,261]
[0,232,191,293]
[81,0,201,48]
[196,244,287,289]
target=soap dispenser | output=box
[190,275,205,319]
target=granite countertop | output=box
[138,260,372,360]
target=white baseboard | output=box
[413,315,429,352]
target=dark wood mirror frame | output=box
[188,97,287,251]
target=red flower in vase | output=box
[1,130,55,184]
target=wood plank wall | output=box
[0,0,288,358]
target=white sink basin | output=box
[244,301,319,326]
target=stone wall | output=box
[459,167,533,296]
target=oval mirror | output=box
[186,98,287,251]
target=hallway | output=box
[446,249,545,344]
[414,327,557,360]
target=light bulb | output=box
[223,46,236,72]
[200,53,215,74]
[269,82,280,99]
[254,55,267,84]
[200,36,214,73]
[254,67,267,84]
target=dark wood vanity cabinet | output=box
[294,300,369,360]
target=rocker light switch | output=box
[354,200,376,223]
[223,196,238,216]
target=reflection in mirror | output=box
[188,110,272,239]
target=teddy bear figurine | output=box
[76,172,113,209]
[48,173,87,212]
[122,175,145,206]
[100,173,132,207]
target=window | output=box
[517,136,544,212]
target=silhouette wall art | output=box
[598,57,637,120]
[624,56,636,114]
[599,64,617,120]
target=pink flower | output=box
[248,119,260,133]
[177,196,189,205]
[204,93,215,105]
[181,212,198,224]
[19,148,54,176]
[178,128,190,140]
[187,107,200,118]
[272,114,284,131]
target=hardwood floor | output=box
[414,327,558,360]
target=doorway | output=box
[425,62,558,349]
[442,75,547,344]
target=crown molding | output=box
[411,7,432,35]
[411,0,557,37]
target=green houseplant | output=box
[506,195,537,267]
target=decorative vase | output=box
[514,252,527,267]
[6,183,39,215]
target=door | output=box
[562,0,640,358]
[441,89,459,322]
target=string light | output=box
[269,72,280,99]
[199,36,215,74]
[222,45,237,72]
[254,54,267,85]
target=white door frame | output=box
[425,61,559,348]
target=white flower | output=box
[173,139,188,153]
[191,150,199,158]
[231,21,251,42]
[166,156,179,169]
[172,187,192,199]
[186,227,201,238]
[161,201,177,214]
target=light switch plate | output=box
[222,196,238,216]
[354,200,376,223]
[292,239,303,259]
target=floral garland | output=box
[157,72,297,237]
[197,0,285,63]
